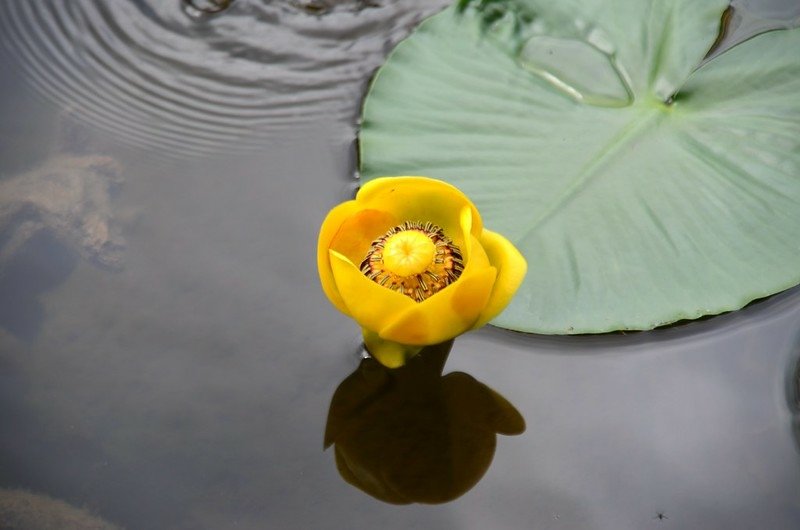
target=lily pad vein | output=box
[519,107,663,244]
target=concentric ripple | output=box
[0,0,449,156]
[2,1,795,157]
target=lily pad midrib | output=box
[518,105,667,244]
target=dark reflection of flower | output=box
[324,340,525,504]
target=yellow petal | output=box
[380,265,497,345]
[458,206,491,270]
[362,329,422,369]
[329,249,416,333]
[329,208,398,265]
[357,176,483,241]
[473,229,528,328]
[376,210,495,346]
[318,200,360,315]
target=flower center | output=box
[382,230,436,277]
[361,221,464,303]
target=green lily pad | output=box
[359,0,800,334]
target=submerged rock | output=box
[0,488,123,530]
[0,154,125,271]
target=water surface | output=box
[1,1,800,529]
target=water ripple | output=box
[0,0,449,155]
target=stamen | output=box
[360,220,465,303]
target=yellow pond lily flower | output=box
[317,176,526,368]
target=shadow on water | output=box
[0,232,77,341]
[479,284,800,357]
[325,340,525,504]
[787,332,800,457]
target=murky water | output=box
[1,1,799,529]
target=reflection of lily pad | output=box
[360,0,800,333]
